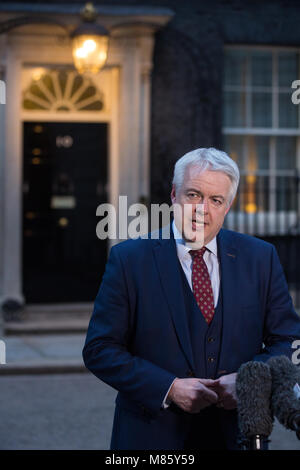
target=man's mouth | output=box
[191,220,207,229]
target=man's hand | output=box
[167,378,219,413]
[209,373,237,410]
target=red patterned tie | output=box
[190,247,215,325]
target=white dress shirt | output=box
[172,220,220,307]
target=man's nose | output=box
[199,199,209,213]
[194,200,209,215]
[203,199,209,212]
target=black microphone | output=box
[236,361,273,450]
[268,355,300,440]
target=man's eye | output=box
[213,199,222,205]
[188,193,198,198]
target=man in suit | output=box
[83,147,300,450]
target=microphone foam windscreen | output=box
[236,361,273,438]
[268,355,300,429]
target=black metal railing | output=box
[223,173,300,309]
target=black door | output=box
[23,122,108,303]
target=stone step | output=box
[0,360,87,375]
[0,333,87,375]
[4,320,90,336]
[22,302,93,315]
[2,303,93,335]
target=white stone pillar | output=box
[2,46,23,304]
[0,65,5,301]
[117,36,141,207]
[138,34,154,204]
[110,25,155,242]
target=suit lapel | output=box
[153,227,195,372]
[217,229,240,371]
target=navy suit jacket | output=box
[83,226,300,449]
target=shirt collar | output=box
[172,220,218,257]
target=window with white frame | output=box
[223,47,300,235]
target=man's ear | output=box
[225,199,233,215]
[170,185,176,204]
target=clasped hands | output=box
[167,373,237,414]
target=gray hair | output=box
[172,147,240,205]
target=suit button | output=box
[208,357,215,363]
[207,337,215,343]
[187,370,195,377]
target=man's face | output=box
[171,167,233,246]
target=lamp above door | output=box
[71,3,109,74]
[0,2,109,75]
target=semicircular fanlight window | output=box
[23,69,104,112]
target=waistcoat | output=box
[178,261,223,379]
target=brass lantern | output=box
[71,3,109,74]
